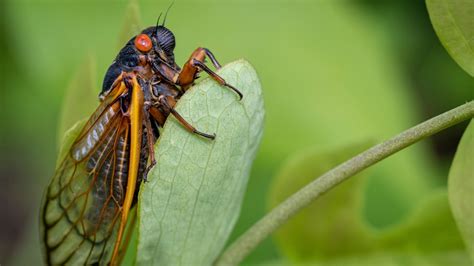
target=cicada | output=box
[40,15,242,265]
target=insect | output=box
[40,13,242,265]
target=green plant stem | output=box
[215,101,474,266]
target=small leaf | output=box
[57,56,97,144]
[426,0,474,76]
[448,119,474,262]
[137,60,264,265]
[268,142,375,262]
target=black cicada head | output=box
[101,5,179,96]
[132,26,175,57]
[155,26,176,56]
[138,26,176,61]
[101,25,177,96]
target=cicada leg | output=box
[176,47,243,100]
[142,106,157,182]
[158,95,216,140]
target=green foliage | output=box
[137,60,264,265]
[426,0,474,76]
[268,146,470,265]
[240,1,440,232]
[4,0,472,264]
[448,120,474,262]
[268,143,375,261]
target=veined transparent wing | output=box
[40,81,145,265]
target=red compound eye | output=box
[134,34,152,52]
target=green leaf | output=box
[57,56,98,144]
[448,119,474,262]
[267,142,375,262]
[137,60,264,265]
[426,0,474,76]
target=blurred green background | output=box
[1,0,472,265]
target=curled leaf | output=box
[137,60,264,265]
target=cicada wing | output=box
[41,90,133,265]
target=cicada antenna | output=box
[162,2,175,26]
[156,12,163,28]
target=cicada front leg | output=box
[176,47,243,99]
[157,95,216,140]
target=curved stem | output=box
[215,101,474,266]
